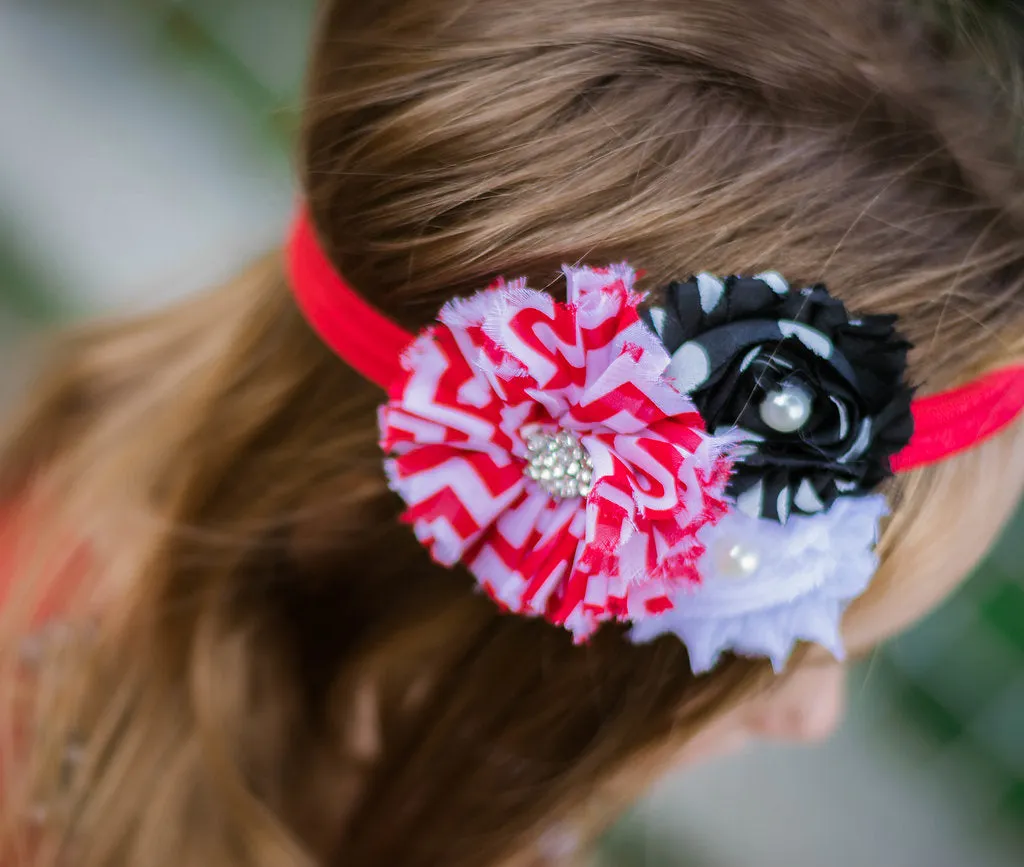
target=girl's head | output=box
[3,1,1024,865]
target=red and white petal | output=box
[385,446,525,566]
[469,492,585,615]
[380,265,737,642]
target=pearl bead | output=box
[524,429,594,499]
[714,541,761,578]
[759,382,814,433]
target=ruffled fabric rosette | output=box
[630,494,889,673]
[379,265,910,672]
[642,273,913,522]
[379,265,734,641]
[630,272,911,671]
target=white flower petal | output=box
[630,495,888,672]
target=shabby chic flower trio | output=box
[379,265,913,672]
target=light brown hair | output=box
[3,1,1024,865]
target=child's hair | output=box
[3,1,1024,865]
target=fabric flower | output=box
[380,265,735,641]
[630,493,888,673]
[642,273,914,522]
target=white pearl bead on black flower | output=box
[758,382,814,434]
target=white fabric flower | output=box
[630,494,888,673]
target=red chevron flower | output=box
[379,265,734,640]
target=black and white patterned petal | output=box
[643,273,914,521]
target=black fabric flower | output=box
[641,273,914,522]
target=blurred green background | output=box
[1,2,1022,865]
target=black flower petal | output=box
[642,273,914,522]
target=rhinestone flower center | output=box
[524,429,594,499]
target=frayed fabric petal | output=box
[642,274,913,522]
[380,265,736,641]
[630,494,888,672]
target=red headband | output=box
[287,210,1024,473]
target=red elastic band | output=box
[286,209,1024,473]
[287,211,411,389]
[892,364,1024,472]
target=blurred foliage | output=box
[155,0,307,146]
[0,227,63,325]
